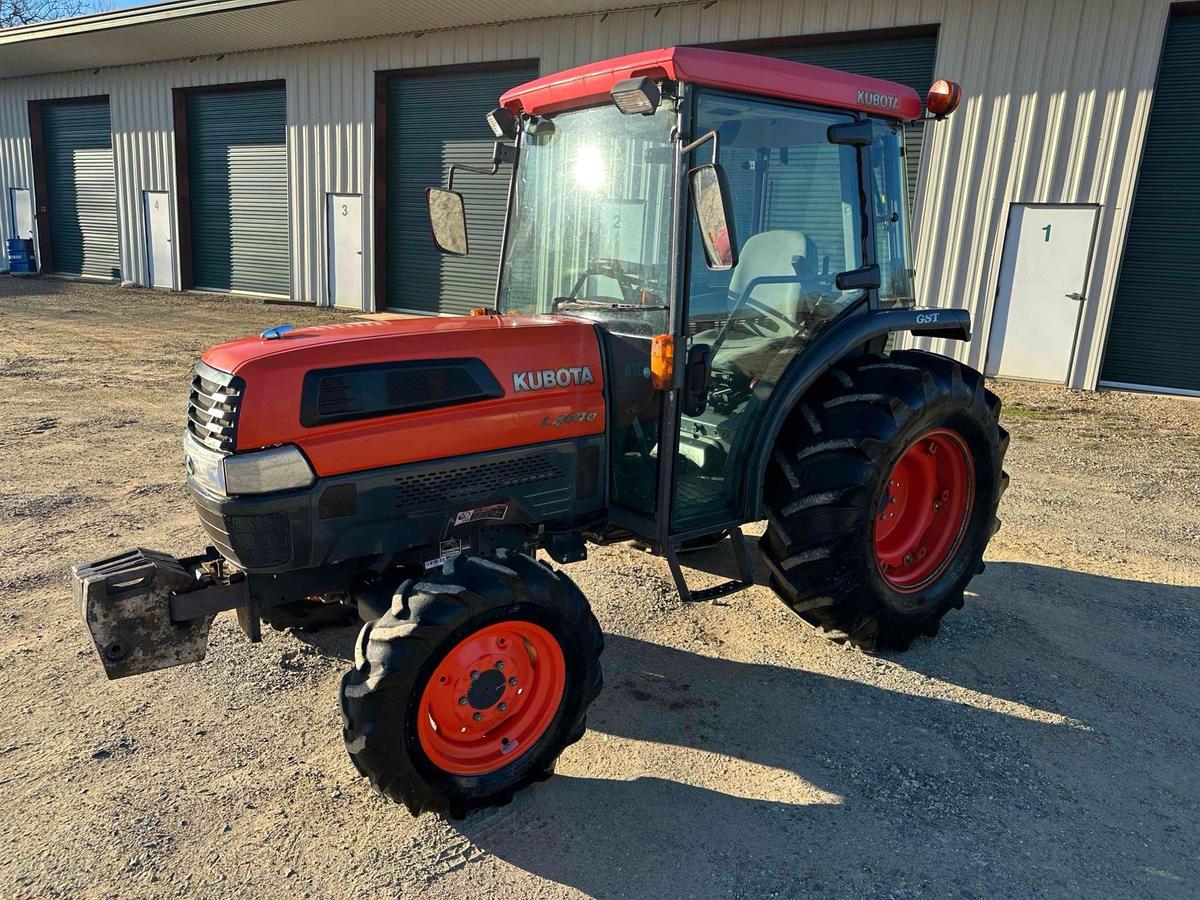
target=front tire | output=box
[339,550,603,817]
[762,350,1009,651]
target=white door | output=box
[143,191,175,289]
[327,194,364,309]
[9,188,34,240]
[986,204,1099,382]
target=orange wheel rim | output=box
[416,621,566,776]
[874,428,975,592]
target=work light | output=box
[611,76,660,115]
[486,106,518,140]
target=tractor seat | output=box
[727,229,819,326]
[693,230,820,387]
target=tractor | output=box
[73,48,1006,817]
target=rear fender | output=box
[741,306,971,520]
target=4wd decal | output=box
[857,89,900,112]
[512,366,595,392]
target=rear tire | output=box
[761,350,1009,651]
[339,550,603,817]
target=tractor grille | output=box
[394,454,563,510]
[187,361,244,453]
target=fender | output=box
[741,305,972,520]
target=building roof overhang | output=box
[0,0,663,80]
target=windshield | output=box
[496,103,675,332]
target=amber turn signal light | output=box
[470,307,490,316]
[926,80,962,118]
[650,334,674,391]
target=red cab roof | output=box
[499,46,923,121]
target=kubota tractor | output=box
[74,49,1005,816]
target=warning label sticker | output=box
[453,503,508,527]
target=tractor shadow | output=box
[452,562,1200,898]
[676,539,1200,715]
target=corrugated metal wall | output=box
[0,0,1175,389]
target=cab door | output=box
[671,91,870,533]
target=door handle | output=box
[1065,292,1085,302]
[682,343,713,417]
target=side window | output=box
[871,121,915,307]
[685,94,866,373]
[674,92,869,529]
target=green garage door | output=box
[750,33,938,213]
[1101,11,1200,393]
[187,85,289,297]
[386,62,538,314]
[41,99,120,279]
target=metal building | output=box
[0,0,1195,396]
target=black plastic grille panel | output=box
[394,454,563,510]
[226,512,291,568]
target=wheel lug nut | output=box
[508,676,518,686]
[933,502,941,510]
[498,703,507,712]
[472,712,483,722]
[495,660,504,671]
[458,696,468,706]
[903,552,914,565]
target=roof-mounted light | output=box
[926,80,962,119]
[485,106,518,140]
[611,76,661,116]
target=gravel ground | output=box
[0,277,1197,899]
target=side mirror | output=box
[690,163,737,270]
[425,187,468,256]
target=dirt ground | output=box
[1,277,1198,899]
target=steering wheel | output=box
[571,258,659,306]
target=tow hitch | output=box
[72,547,251,679]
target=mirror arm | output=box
[447,162,499,191]
[680,129,720,166]
[446,142,518,191]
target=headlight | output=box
[222,445,315,496]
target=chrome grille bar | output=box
[186,360,244,453]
